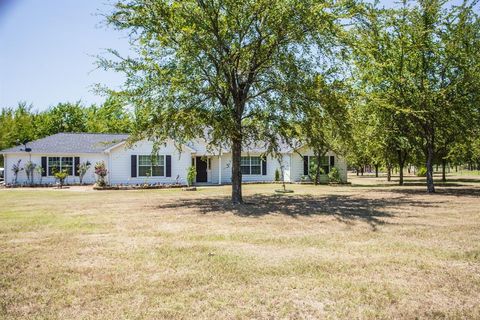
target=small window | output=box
[240,156,262,175]
[139,155,165,177]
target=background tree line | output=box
[347,0,480,192]
[0,97,133,167]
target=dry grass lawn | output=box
[1,174,479,319]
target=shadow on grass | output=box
[389,186,480,198]
[154,193,438,231]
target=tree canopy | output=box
[100,0,352,203]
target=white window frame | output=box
[47,156,74,176]
[138,155,165,177]
[240,156,262,175]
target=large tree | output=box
[352,0,480,192]
[100,0,348,203]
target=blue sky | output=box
[0,0,129,111]
[0,0,473,111]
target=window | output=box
[138,155,165,177]
[308,156,330,175]
[48,157,73,176]
[240,156,262,175]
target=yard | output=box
[1,174,479,319]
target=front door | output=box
[196,157,208,182]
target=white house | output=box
[1,133,347,185]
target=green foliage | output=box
[416,167,427,177]
[328,167,341,183]
[100,0,349,203]
[274,169,281,182]
[187,166,196,187]
[351,0,480,191]
[308,159,325,185]
[0,98,133,159]
[85,97,132,133]
[52,168,69,188]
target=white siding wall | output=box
[209,153,291,184]
[2,143,347,185]
[290,147,348,183]
[3,152,107,185]
[108,140,192,185]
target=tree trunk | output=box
[231,136,243,204]
[375,164,379,178]
[387,165,392,182]
[314,153,321,185]
[360,166,364,176]
[399,165,404,186]
[425,143,435,193]
[356,168,359,176]
[398,151,406,186]
[441,159,446,182]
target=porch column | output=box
[218,153,222,185]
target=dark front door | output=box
[196,157,208,182]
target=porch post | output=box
[218,153,222,185]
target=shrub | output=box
[308,161,324,184]
[53,168,69,188]
[274,168,281,182]
[94,161,108,187]
[187,166,196,186]
[417,167,427,177]
[11,160,23,185]
[328,167,341,183]
[78,161,91,185]
[24,161,37,185]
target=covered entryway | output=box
[195,157,208,182]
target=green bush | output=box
[187,166,196,186]
[274,168,281,182]
[53,168,69,188]
[417,167,427,177]
[328,167,341,183]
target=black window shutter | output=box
[74,157,80,176]
[330,155,335,167]
[262,158,267,175]
[131,155,137,178]
[41,157,47,176]
[166,155,172,177]
[303,156,309,175]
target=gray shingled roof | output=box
[0,133,129,154]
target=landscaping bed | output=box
[93,183,187,190]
